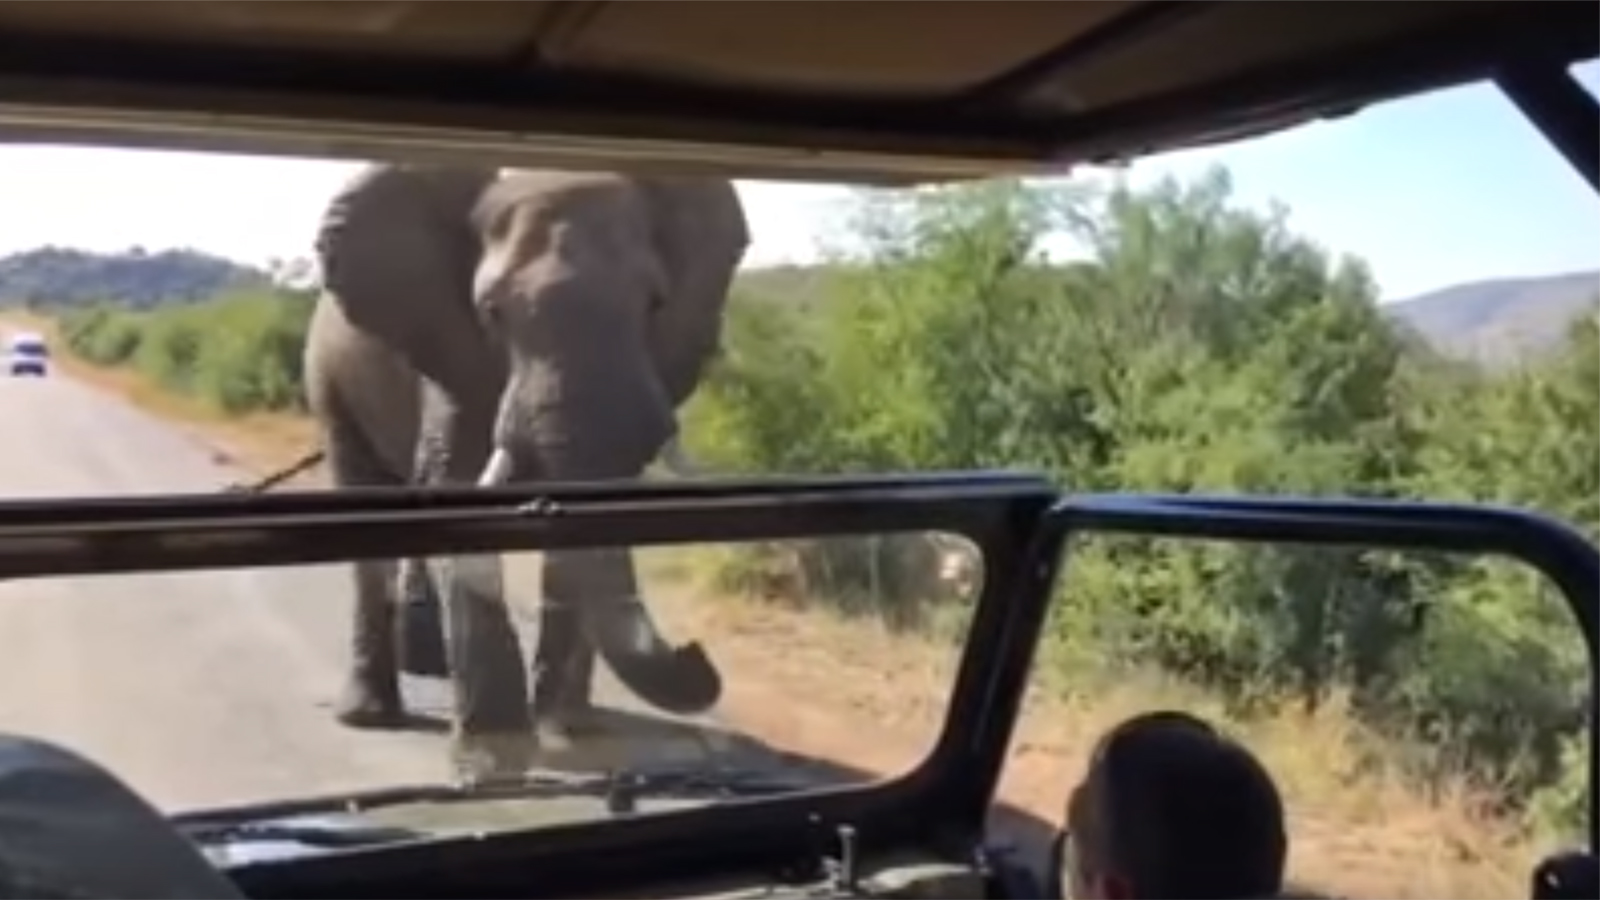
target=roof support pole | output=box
[1495,64,1600,196]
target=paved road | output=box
[0,374,731,815]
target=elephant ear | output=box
[316,164,500,394]
[637,178,751,407]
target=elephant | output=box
[303,163,750,779]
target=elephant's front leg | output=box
[421,383,536,782]
[321,408,409,729]
[436,553,534,782]
[532,547,636,734]
[337,557,408,728]
[528,570,599,737]
[394,420,450,680]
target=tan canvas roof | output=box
[0,1,1590,183]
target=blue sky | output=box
[0,62,1591,303]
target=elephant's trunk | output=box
[481,420,721,717]
[576,593,721,715]
[535,544,721,716]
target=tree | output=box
[683,166,1596,836]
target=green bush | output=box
[57,287,314,414]
[681,167,1597,839]
[61,306,146,365]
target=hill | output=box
[0,246,271,311]
[1,244,1591,367]
[1385,269,1598,366]
[738,262,1600,367]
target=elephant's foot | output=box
[530,652,601,740]
[334,678,407,730]
[450,728,537,786]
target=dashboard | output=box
[209,814,1022,900]
[536,847,990,900]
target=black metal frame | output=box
[0,473,1592,896]
[0,472,1049,579]
[1495,64,1600,194]
[1055,494,1600,855]
[0,473,1059,898]
[0,3,1588,183]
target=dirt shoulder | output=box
[8,317,1537,900]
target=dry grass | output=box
[647,564,1535,900]
[8,323,1542,900]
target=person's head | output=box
[1058,710,1287,900]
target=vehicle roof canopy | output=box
[0,1,1592,184]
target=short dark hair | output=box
[1066,710,1287,900]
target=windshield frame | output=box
[0,4,1586,184]
[179,484,1600,898]
[0,472,1063,893]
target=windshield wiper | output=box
[180,764,813,845]
[343,765,813,816]
[585,765,814,815]
[186,820,424,849]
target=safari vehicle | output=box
[5,330,49,377]
[0,2,1591,900]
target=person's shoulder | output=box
[0,734,244,899]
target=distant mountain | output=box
[0,246,271,311]
[0,244,1588,368]
[736,262,1600,367]
[1386,270,1598,366]
[0,246,818,314]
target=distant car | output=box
[6,332,50,377]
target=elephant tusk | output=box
[478,448,514,486]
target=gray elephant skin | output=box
[304,164,750,777]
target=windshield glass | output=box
[0,534,982,828]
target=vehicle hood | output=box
[191,810,413,867]
[181,765,824,869]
